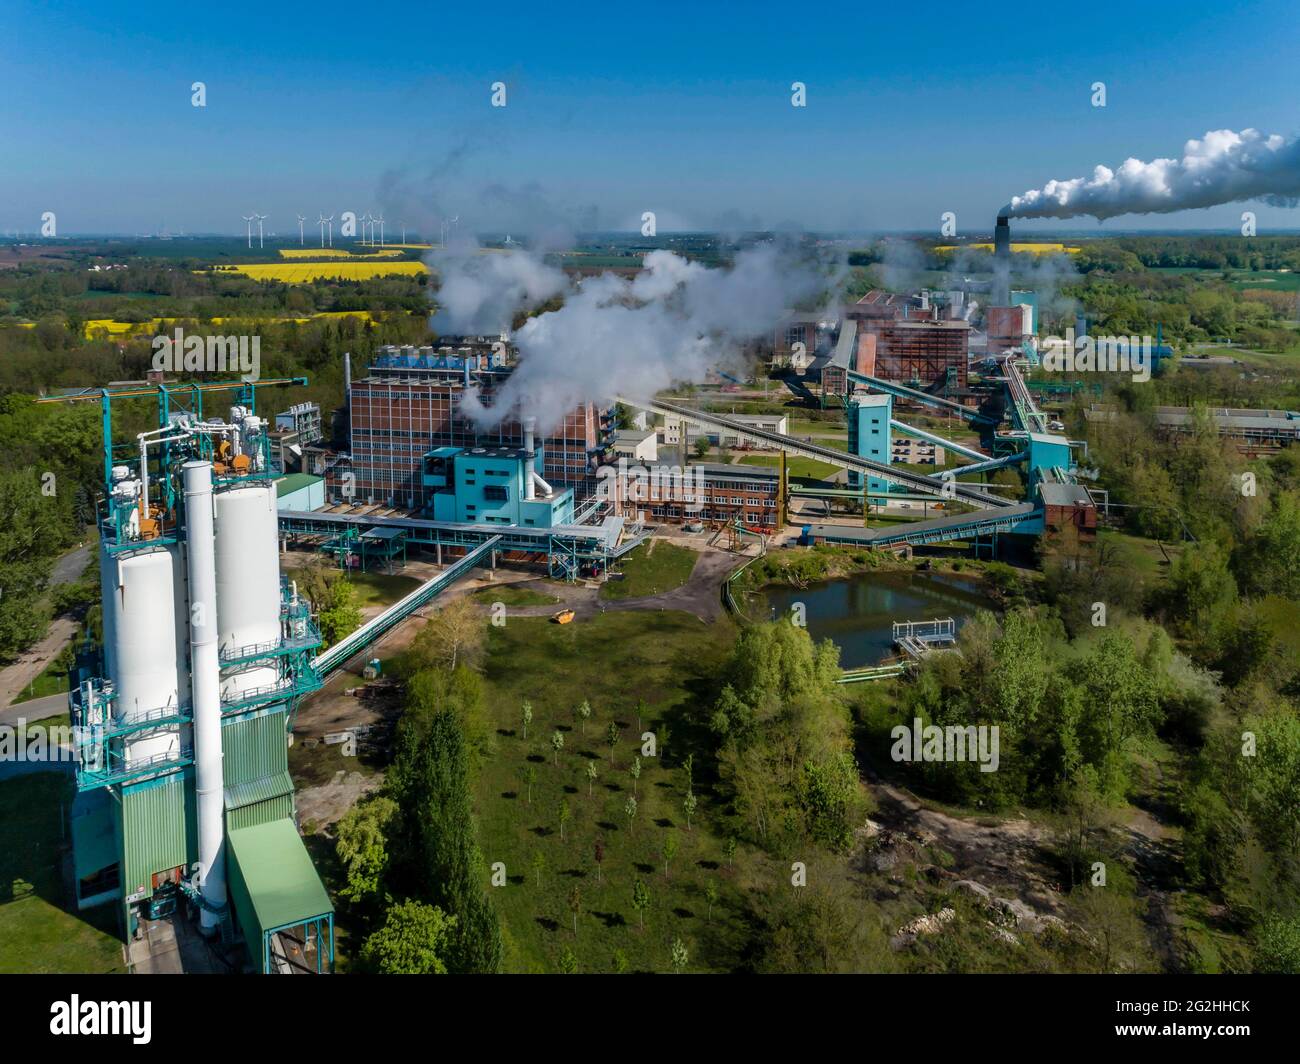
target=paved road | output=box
[51,542,92,586]
[0,692,68,727]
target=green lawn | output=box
[471,584,561,607]
[601,541,699,600]
[0,773,125,973]
[346,571,423,609]
[9,656,71,705]
[740,453,839,479]
[474,610,772,973]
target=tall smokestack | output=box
[993,215,1011,307]
[523,417,537,501]
[183,460,226,934]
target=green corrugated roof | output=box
[227,819,333,932]
[275,473,321,496]
[224,770,293,811]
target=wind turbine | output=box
[318,213,334,247]
[400,223,406,244]
[360,211,373,247]
[297,215,306,245]
[242,214,255,248]
[374,213,385,248]
[255,213,267,249]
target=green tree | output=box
[388,710,502,973]
[586,760,598,797]
[1254,913,1300,974]
[670,936,689,974]
[605,720,621,765]
[683,790,697,831]
[360,900,457,974]
[531,849,546,888]
[704,881,720,923]
[624,795,638,832]
[550,729,564,766]
[558,798,571,842]
[725,837,737,868]
[558,946,578,974]
[524,764,536,805]
[412,595,486,672]
[632,879,650,930]
[630,755,641,796]
[575,699,591,736]
[661,831,679,878]
[335,795,398,902]
[317,576,362,647]
[521,700,533,739]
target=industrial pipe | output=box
[183,460,227,933]
[523,417,537,501]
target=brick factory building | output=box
[606,461,781,529]
[844,291,970,390]
[340,347,611,509]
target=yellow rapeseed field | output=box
[214,262,427,282]
[933,243,1081,255]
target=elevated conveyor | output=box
[625,396,1012,510]
[800,501,1040,549]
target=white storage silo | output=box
[101,545,184,765]
[214,484,282,703]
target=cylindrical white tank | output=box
[102,546,183,765]
[184,461,226,931]
[214,485,282,702]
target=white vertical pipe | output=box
[183,460,226,932]
[523,417,537,502]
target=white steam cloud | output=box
[429,242,568,336]
[1003,128,1300,221]
[434,245,834,432]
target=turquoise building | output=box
[425,445,575,527]
[847,393,893,495]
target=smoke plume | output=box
[438,244,836,432]
[1003,128,1300,221]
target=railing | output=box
[892,618,956,643]
[220,667,321,715]
[75,747,194,791]
[220,625,322,667]
[311,535,502,677]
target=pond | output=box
[754,569,998,668]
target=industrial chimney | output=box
[993,215,1011,307]
[523,417,537,501]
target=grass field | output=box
[0,773,125,973]
[212,261,428,283]
[475,609,766,973]
[601,541,699,600]
[740,453,838,479]
[346,571,423,609]
[471,584,561,607]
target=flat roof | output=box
[227,819,333,932]
[1039,482,1092,507]
[274,472,321,496]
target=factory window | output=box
[484,485,508,502]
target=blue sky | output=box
[4,0,1300,236]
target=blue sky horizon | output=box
[5,0,1300,238]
